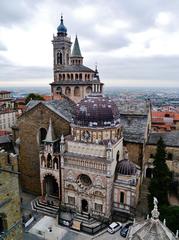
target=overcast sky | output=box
[1,0,179,88]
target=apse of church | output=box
[50,16,103,103]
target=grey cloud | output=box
[0,55,52,80]
[91,55,179,82]
[0,0,43,27]
[0,41,7,51]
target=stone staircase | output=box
[31,198,59,218]
[73,212,96,225]
[136,178,150,220]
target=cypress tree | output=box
[148,137,172,209]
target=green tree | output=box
[160,205,179,234]
[148,137,172,209]
[25,93,44,104]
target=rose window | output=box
[77,174,92,190]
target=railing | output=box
[113,202,136,214]
[64,162,107,174]
[0,220,22,240]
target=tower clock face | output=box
[82,130,90,140]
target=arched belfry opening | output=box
[39,128,47,144]
[57,52,63,65]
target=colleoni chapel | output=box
[16,16,144,223]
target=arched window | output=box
[56,87,62,95]
[41,154,46,167]
[116,151,120,161]
[63,74,65,80]
[71,74,73,80]
[39,128,47,144]
[79,73,82,80]
[53,157,58,169]
[75,74,78,80]
[167,152,173,160]
[57,52,63,65]
[65,87,71,96]
[74,86,80,96]
[59,74,62,81]
[0,214,7,234]
[0,217,4,233]
[120,192,125,204]
[47,153,52,168]
[86,86,92,94]
[67,74,70,80]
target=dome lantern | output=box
[57,15,67,36]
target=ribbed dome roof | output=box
[117,159,137,175]
[57,16,67,34]
[75,94,120,127]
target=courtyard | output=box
[25,215,127,240]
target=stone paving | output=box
[21,192,127,240]
[27,216,125,240]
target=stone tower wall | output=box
[0,151,23,240]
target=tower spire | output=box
[70,35,83,65]
[44,118,56,143]
[71,35,82,57]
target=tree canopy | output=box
[25,93,44,104]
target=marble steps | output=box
[74,213,96,225]
[31,199,58,218]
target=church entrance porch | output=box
[81,199,88,213]
[43,175,59,198]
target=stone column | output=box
[41,180,44,197]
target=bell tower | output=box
[50,15,104,103]
[52,15,72,76]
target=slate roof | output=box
[54,65,94,73]
[0,135,15,153]
[0,135,11,144]
[120,113,148,144]
[50,80,101,86]
[148,131,179,147]
[26,98,76,123]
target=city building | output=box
[0,109,17,131]
[12,17,146,227]
[0,150,23,240]
[0,91,14,110]
[39,93,141,222]
[144,131,179,186]
[152,111,179,132]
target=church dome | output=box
[57,16,67,34]
[117,159,137,175]
[75,94,120,127]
